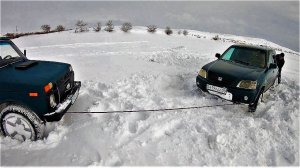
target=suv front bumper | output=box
[196,75,258,104]
[44,81,81,122]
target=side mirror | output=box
[24,49,26,57]
[269,63,277,69]
[215,53,221,59]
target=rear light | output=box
[44,82,53,93]
[29,92,38,97]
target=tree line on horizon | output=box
[73,20,189,36]
[4,20,190,39]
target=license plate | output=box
[71,89,79,104]
[206,84,227,94]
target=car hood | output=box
[0,60,70,92]
[204,59,264,83]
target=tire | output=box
[248,90,263,113]
[0,105,45,141]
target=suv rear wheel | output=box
[0,105,45,141]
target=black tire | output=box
[0,105,45,141]
[248,90,263,113]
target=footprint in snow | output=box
[128,112,149,134]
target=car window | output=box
[221,46,266,68]
[223,48,234,60]
[0,42,22,67]
[270,51,276,64]
[0,42,21,59]
[267,52,273,65]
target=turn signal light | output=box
[44,82,53,93]
[29,92,38,97]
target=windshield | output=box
[0,42,22,67]
[221,46,266,68]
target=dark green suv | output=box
[196,44,279,112]
[0,37,81,141]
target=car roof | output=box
[231,44,274,52]
[0,36,11,41]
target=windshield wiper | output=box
[232,59,249,66]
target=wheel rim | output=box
[2,113,35,141]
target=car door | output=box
[265,51,277,90]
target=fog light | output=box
[49,94,57,108]
[244,96,248,101]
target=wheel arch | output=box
[251,85,265,105]
[0,103,45,140]
[0,100,44,121]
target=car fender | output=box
[0,93,48,120]
[0,100,44,120]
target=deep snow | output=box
[0,27,299,166]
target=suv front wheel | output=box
[248,89,264,112]
[0,105,45,141]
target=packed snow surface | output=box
[1,27,299,166]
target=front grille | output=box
[207,71,232,86]
[56,71,74,102]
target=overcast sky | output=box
[1,1,299,51]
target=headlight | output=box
[49,94,57,108]
[69,66,73,72]
[237,80,257,89]
[199,68,207,78]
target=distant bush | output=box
[212,35,220,40]
[178,30,182,35]
[4,27,69,39]
[147,25,157,33]
[183,30,188,36]
[93,22,101,32]
[165,26,173,35]
[105,20,114,32]
[41,24,51,33]
[4,33,16,39]
[55,25,65,32]
[75,20,88,33]
[121,22,132,32]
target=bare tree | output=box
[147,25,157,33]
[183,30,188,36]
[177,30,182,35]
[212,35,220,40]
[93,22,101,32]
[41,24,51,33]
[75,20,88,33]
[55,25,65,32]
[165,26,173,35]
[104,20,114,32]
[121,22,132,32]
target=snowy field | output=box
[1,27,299,166]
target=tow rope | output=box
[66,103,236,114]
